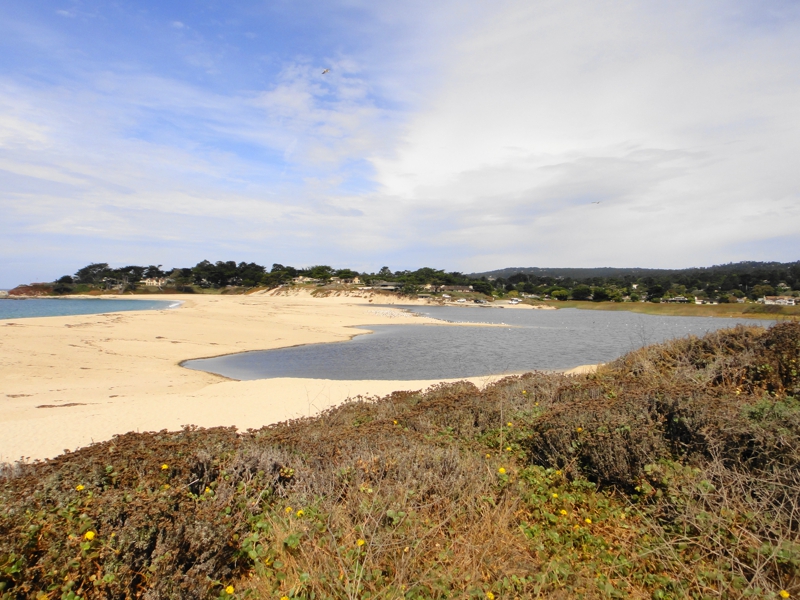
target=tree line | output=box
[47,260,800,302]
[485,261,800,302]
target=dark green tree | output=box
[335,269,359,279]
[144,265,165,279]
[305,265,334,281]
[646,284,665,300]
[571,285,592,301]
[74,263,111,284]
[471,281,493,296]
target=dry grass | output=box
[1,323,799,599]
[544,300,800,320]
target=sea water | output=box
[183,306,773,381]
[0,298,178,320]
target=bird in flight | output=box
[321,68,330,74]
[591,201,602,204]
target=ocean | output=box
[0,298,179,320]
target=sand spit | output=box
[0,291,592,462]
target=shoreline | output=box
[0,291,598,463]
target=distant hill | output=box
[469,261,800,281]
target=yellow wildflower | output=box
[225,584,234,594]
[357,539,366,547]
[498,467,506,474]
[162,484,170,490]
[505,446,512,452]
[161,464,169,470]
[393,420,398,425]
[84,531,95,541]
[403,546,410,553]
[560,509,568,516]
[485,453,491,458]
[576,427,583,433]
[487,592,495,600]
[204,487,212,494]
[296,509,305,517]
[552,493,558,498]
[522,390,527,394]
[779,591,790,599]
[75,485,85,491]
[281,597,290,600]
[555,470,562,475]
[285,506,293,514]
[620,512,626,520]
[585,518,592,524]
[506,422,513,427]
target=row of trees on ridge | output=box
[44,260,800,302]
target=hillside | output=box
[1,322,799,599]
[470,260,800,282]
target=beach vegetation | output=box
[2,322,799,598]
[11,260,800,306]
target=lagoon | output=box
[183,306,773,381]
[0,298,179,320]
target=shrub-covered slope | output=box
[1,322,799,599]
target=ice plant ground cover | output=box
[1,322,799,599]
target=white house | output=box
[760,296,796,306]
[142,277,167,287]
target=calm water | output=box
[183,306,772,381]
[0,298,179,320]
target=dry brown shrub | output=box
[1,322,799,598]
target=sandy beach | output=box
[0,290,592,462]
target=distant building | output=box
[441,285,473,292]
[760,296,796,306]
[142,277,168,287]
[372,281,402,291]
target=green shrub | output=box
[2,323,799,598]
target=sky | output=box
[1,0,799,287]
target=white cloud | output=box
[1,0,799,287]
[367,1,800,268]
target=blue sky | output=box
[1,0,799,287]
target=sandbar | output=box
[2,290,588,462]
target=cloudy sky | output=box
[1,0,799,286]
